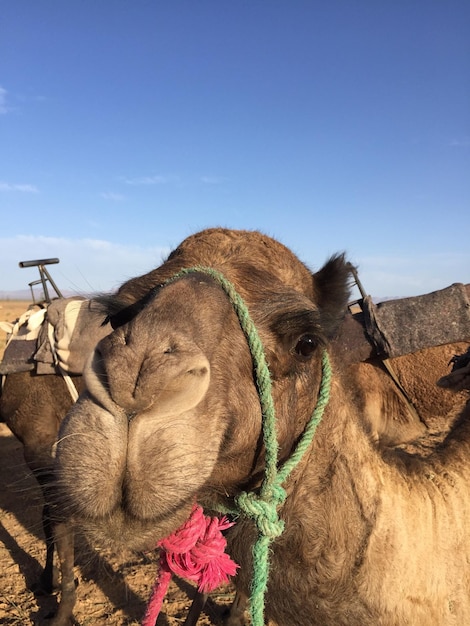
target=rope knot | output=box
[236,490,285,539]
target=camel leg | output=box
[49,520,76,626]
[183,590,248,626]
[223,591,248,626]
[37,503,58,594]
[183,591,208,626]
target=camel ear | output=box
[313,253,352,338]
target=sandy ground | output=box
[0,301,239,625]
[0,300,31,360]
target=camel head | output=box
[55,228,351,550]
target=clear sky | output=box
[1,2,469,299]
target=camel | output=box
[1,371,83,625]
[0,297,102,626]
[2,332,468,626]
[54,227,470,625]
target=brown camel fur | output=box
[55,228,470,625]
[348,342,469,449]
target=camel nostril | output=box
[187,366,209,377]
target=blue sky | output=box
[1,2,469,299]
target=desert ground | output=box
[0,300,30,360]
[0,300,238,625]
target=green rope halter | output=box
[166,266,332,626]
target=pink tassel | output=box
[142,504,239,625]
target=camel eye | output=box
[293,334,317,358]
